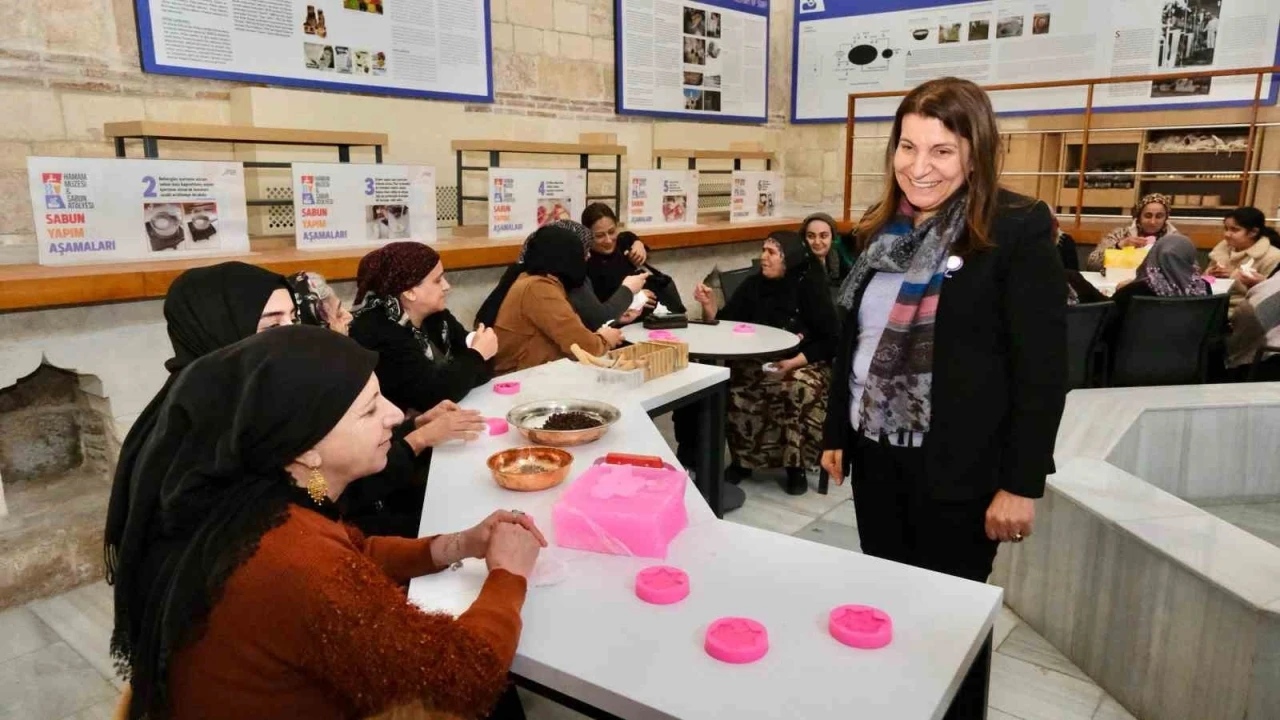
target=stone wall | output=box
[0,0,875,265]
[0,363,118,609]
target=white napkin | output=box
[628,292,648,312]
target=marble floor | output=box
[0,466,1139,720]
[1197,501,1280,550]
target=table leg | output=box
[944,629,993,720]
[694,383,728,518]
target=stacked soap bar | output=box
[552,463,688,558]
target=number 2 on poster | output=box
[141,176,157,198]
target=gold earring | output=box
[307,467,328,503]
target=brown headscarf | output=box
[355,242,441,304]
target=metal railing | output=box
[841,65,1280,227]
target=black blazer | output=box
[823,190,1067,500]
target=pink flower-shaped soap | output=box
[705,617,768,663]
[493,381,521,395]
[648,330,678,341]
[828,605,892,649]
[635,566,689,605]
[732,323,756,334]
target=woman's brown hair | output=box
[854,77,1003,255]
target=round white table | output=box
[622,320,800,359]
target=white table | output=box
[408,361,1003,720]
[622,321,799,359]
[1079,270,1232,296]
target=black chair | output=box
[1248,345,1280,382]
[1111,295,1229,387]
[1065,302,1113,390]
[718,267,755,308]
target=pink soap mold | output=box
[648,330,678,341]
[485,417,509,436]
[551,463,688,558]
[705,617,768,664]
[635,566,689,605]
[828,605,892,649]
[493,381,521,395]
[732,323,756,334]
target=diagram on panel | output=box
[834,30,897,75]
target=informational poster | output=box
[730,171,780,221]
[792,0,1280,122]
[488,169,588,239]
[292,163,437,250]
[134,0,493,102]
[616,0,770,122]
[27,157,250,266]
[627,170,700,228]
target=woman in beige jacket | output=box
[491,224,623,374]
[1206,206,1280,314]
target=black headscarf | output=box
[475,223,590,326]
[524,224,589,290]
[722,231,821,330]
[110,326,377,719]
[162,262,290,372]
[105,263,289,586]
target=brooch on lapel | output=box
[944,255,964,278]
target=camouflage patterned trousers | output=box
[725,360,831,471]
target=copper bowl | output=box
[486,446,574,492]
[506,399,621,447]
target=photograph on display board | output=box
[1158,0,1221,68]
[373,51,387,75]
[367,204,410,240]
[303,6,328,38]
[969,19,990,41]
[939,23,962,44]
[684,88,703,110]
[1151,75,1213,98]
[683,37,706,65]
[684,8,706,36]
[912,27,931,41]
[335,46,353,73]
[1032,13,1051,35]
[705,74,721,88]
[344,0,384,14]
[145,201,221,253]
[707,40,722,59]
[536,199,573,227]
[704,90,721,111]
[707,11,721,38]
[354,49,372,74]
[997,14,1024,38]
[662,194,688,223]
[756,192,775,217]
[684,71,703,86]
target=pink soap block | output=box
[705,617,768,664]
[732,323,755,334]
[485,418,509,436]
[828,605,892,649]
[648,330,678,341]
[493,381,521,395]
[635,566,689,605]
[552,464,688,558]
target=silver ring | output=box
[1013,533,1024,542]
[511,509,524,516]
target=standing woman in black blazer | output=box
[819,77,1066,720]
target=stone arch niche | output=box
[0,361,119,609]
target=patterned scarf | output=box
[352,294,452,362]
[837,195,968,435]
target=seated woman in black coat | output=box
[691,231,840,496]
[582,203,686,314]
[288,270,485,537]
[349,242,496,416]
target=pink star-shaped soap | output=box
[828,604,892,649]
[705,617,769,663]
[635,565,690,605]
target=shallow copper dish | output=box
[506,399,621,447]
[486,446,574,491]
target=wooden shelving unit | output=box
[1054,126,1252,218]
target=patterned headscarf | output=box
[354,241,440,305]
[1138,234,1208,297]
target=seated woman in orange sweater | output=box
[492,224,624,373]
[109,326,545,720]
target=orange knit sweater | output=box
[167,505,527,719]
